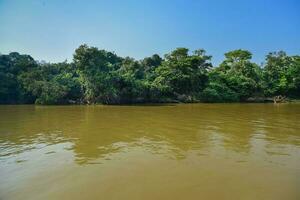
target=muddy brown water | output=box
[0,103,299,200]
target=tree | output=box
[217,49,262,101]
[141,54,163,75]
[152,48,212,101]
[262,51,298,98]
[286,56,300,97]
[18,62,82,104]
[115,57,147,103]
[201,70,239,102]
[0,52,38,104]
[73,44,122,104]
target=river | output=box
[0,104,299,200]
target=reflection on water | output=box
[0,104,300,200]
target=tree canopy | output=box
[0,45,299,104]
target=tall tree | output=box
[262,51,299,98]
[152,48,212,101]
[219,49,261,101]
[73,44,122,104]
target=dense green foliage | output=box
[0,45,299,104]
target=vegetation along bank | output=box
[0,45,299,104]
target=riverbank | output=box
[1,98,300,105]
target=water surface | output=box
[0,104,300,200]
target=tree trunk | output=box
[273,95,286,103]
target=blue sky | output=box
[0,0,299,65]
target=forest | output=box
[0,44,299,104]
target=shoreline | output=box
[1,99,299,106]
